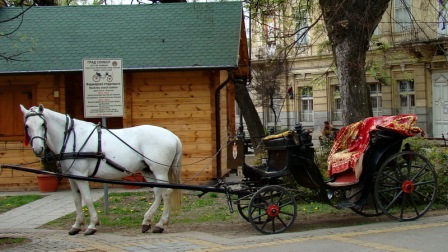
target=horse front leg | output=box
[75,180,100,235]
[68,179,84,235]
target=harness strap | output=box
[59,116,75,160]
[55,152,104,160]
[104,158,132,174]
[90,126,102,177]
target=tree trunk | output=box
[334,31,373,124]
[234,81,266,154]
[319,0,390,125]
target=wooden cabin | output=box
[0,2,249,191]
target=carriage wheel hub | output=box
[402,180,414,194]
[266,204,280,218]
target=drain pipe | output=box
[215,69,233,179]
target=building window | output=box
[0,86,33,140]
[266,106,276,124]
[373,25,380,36]
[438,0,448,35]
[295,8,309,45]
[394,0,412,32]
[299,87,313,122]
[398,80,415,114]
[264,14,276,43]
[370,83,383,116]
[332,85,342,121]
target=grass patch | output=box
[0,237,26,245]
[43,191,355,229]
[0,195,44,214]
[0,237,31,249]
[44,191,233,229]
[42,190,447,234]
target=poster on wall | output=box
[82,59,123,118]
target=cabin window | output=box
[0,86,33,140]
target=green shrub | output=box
[315,138,333,177]
[403,137,448,206]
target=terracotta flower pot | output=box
[37,174,59,192]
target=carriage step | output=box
[326,180,359,187]
[335,199,355,209]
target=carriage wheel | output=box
[248,185,297,234]
[349,184,383,217]
[236,194,265,224]
[235,194,250,222]
[374,151,438,221]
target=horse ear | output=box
[38,104,44,113]
[19,104,28,114]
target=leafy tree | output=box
[241,0,393,135]
[250,57,286,132]
[318,0,390,124]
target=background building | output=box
[246,0,448,140]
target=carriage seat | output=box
[242,163,289,179]
[326,115,424,187]
[242,131,298,180]
[262,131,299,150]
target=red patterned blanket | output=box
[327,115,424,179]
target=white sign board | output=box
[83,59,124,118]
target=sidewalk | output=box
[0,188,121,229]
[1,188,448,251]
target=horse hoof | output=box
[142,224,151,233]
[68,227,82,235]
[84,228,97,235]
[152,226,164,233]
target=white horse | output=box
[20,104,182,235]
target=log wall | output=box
[0,70,236,190]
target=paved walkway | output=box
[0,189,113,229]
[1,189,448,252]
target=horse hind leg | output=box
[142,187,162,233]
[153,187,174,233]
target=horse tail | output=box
[169,137,183,211]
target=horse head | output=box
[20,104,47,157]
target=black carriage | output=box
[235,119,438,234]
[1,114,438,235]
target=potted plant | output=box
[36,174,59,192]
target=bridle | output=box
[24,109,47,149]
